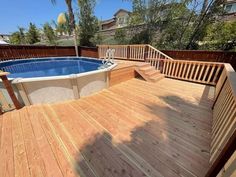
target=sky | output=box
[0,0,132,34]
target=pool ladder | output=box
[102,49,115,67]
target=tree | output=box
[91,33,104,45]
[127,0,224,50]
[43,23,57,45]
[156,1,198,49]
[52,13,72,36]
[26,23,40,44]
[114,28,128,44]
[202,21,236,51]
[185,0,224,49]
[78,0,99,46]
[9,27,26,44]
[129,0,196,47]
[50,0,79,55]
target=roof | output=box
[0,34,10,36]
[101,18,115,25]
[100,9,131,25]
[0,40,9,45]
[113,9,131,16]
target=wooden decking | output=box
[0,78,215,177]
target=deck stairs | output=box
[135,63,164,83]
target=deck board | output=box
[0,112,14,177]
[12,111,30,177]
[0,78,214,177]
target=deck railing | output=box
[162,59,224,85]
[206,64,236,176]
[97,44,173,62]
[146,58,223,85]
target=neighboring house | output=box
[223,0,236,21]
[0,34,10,42]
[100,9,131,31]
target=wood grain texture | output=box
[0,78,215,177]
[109,66,136,86]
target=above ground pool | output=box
[0,57,116,106]
[0,57,105,79]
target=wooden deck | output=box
[0,78,215,177]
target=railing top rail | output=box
[97,44,149,47]
[224,63,236,96]
[155,58,226,65]
[147,45,173,60]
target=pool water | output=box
[0,57,103,78]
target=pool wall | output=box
[0,58,116,106]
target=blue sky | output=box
[0,0,132,34]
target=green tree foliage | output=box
[9,27,26,44]
[50,0,78,55]
[130,29,152,44]
[156,1,196,49]
[128,0,224,50]
[202,21,236,51]
[186,0,224,49]
[26,23,40,44]
[91,33,104,45]
[43,23,57,45]
[114,28,128,44]
[129,0,146,25]
[78,0,99,46]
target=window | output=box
[225,3,236,14]
[117,17,125,26]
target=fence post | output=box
[78,46,81,57]
[0,72,22,110]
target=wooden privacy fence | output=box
[0,45,99,60]
[0,45,76,60]
[98,44,173,61]
[161,49,236,70]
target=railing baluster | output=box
[189,63,196,80]
[203,64,211,82]
[193,64,200,80]
[172,62,176,76]
[207,64,216,83]
[213,66,222,84]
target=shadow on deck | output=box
[0,78,215,177]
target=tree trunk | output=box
[66,0,78,56]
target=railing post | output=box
[127,45,130,60]
[0,72,22,110]
[144,45,149,62]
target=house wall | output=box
[115,11,130,28]
[102,21,116,30]
[0,35,10,41]
[98,24,148,39]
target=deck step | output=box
[135,63,164,83]
[138,63,151,68]
[149,74,165,82]
[139,66,153,72]
[145,70,160,76]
